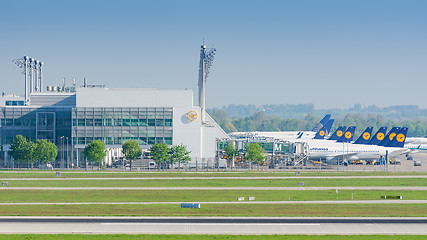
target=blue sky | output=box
[1,0,426,109]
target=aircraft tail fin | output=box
[354,127,374,144]
[311,114,331,132]
[378,127,401,146]
[328,126,347,140]
[386,127,408,148]
[313,119,335,139]
[368,127,387,145]
[336,126,356,143]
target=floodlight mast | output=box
[198,44,216,124]
[13,56,44,105]
[30,58,35,94]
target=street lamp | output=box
[59,136,64,170]
[66,137,69,170]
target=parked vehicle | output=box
[414,161,422,166]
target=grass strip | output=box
[0,235,425,240]
[1,178,426,187]
[0,171,425,178]
[0,189,425,203]
[0,203,425,217]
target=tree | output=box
[244,142,266,170]
[8,135,29,166]
[34,139,58,167]
[170,144,191,170]
[83,140,106,169]
[122,140,142,171]
[223,142,238,169]
[23,141,36,169]
[150,143,169,170]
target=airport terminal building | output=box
[0,86,228,168]
[1,46,228,168]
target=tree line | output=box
[8,135,58,169]
[83,140,191,170]
[9,135,191,170]
[210,103,427,120]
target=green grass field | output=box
[0,203,425,217]
[2,178,426,187]
[0,235,425,240]
[0,171,426,217]
[0,170,426,178]
[0,189,424,202]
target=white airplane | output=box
[230,114,333,141]
[405,143,427,152]
[306,127,409,165]
[405,137,427,144]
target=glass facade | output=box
[0,107,72,144]
[72,107,173,146]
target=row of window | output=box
[72,108,172,119]
[2,136,172,146]
[73,128,172,138]
[73,137,172,145]
[1,118,72,127]
[0,117,172,127]
[72,118,172,127]
[5,101,25,106]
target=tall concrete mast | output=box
[198,43,216,124]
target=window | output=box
[103,118,113,126]
[86,119,93,126]
[78,119,85,126]
[94,119,102,126]
[5,119,13,126]
[123,119,131,126]
[114,119,122,126]
[138,137,147,145]
[131,119,138,126]
[165,137,172,145]
[139,119,147,126]
[77,137,85,144]
[105,137,113,145]
[155,119,165,126]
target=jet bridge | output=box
[289,142,309,166]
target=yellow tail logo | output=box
[362,132,370,140]
[377,133,385,141]
[337,130,343,137]
[345,132,352,139]
[389,133,397,141]
[396,133,405,142]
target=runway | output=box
[0,217,425,235]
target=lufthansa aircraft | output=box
[229,114,333,141]
[306,127,409,164]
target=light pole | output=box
[59,136,64,170]
[66,137,69,170]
